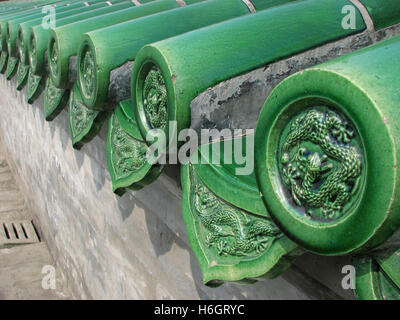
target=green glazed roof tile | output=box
[76,0,255,110]
[48,0,179,88]
[44,77,70,121]
[106,99,163,196]
[17,0,121,66]
[353,249,400,300]
[375,248,400,289]
[131,0,366,154]
[68,84,108,149]
[181,135,300,285]
[26,69,45,104]
[194,136,268,217]
[29,1,135,76]
[6,1,95,58]
[359,0,400,30]
[16,62,29,90]
[251,0,303,11]
[5,55,18,80]
[255,36,400,255]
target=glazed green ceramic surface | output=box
[0,0,47,17]
[29,1,132,76]
[375,248,400,290]
[48,0,158,87]
[278,107,365,221]
[0,51,8,73]
[193,136,271,218]
[76,0,198,109]
[77,0,269,110]
[0,0,68,50]
[354,249,400,300]
[250,0,302,10]
[0,0,55,12]
[5,55,18,80]
[17,0,113,66]
[255,36,400,255]
[106,99,163,196]
[26,69,44,104]
[141,66,168,130]
[0,1,63,18]
[359,0,400,30]
[69,84,108,150]
[81,1,301,111]
[16,62,29,90]
[6,2,86,58]
[131,0,365,153]
[44,77,70,121]
[181,136,299,285]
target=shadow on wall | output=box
[117,192,136,222]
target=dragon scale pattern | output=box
[70,93,97,135]
[280,108,363,219]
[80,48,95,97]
[111,115,148,179]
[191,171,281,257]
[143,66,168,130]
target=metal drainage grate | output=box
[0,220,40,248]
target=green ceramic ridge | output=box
[0,2,56,52]
[16,0,110,66]
[131,0,366,152]
[78,0,259,110]
[47,0,157,87]
[17,1,90,65]
[28,1,117,75]
[6,2,83,58]
[359,0,400,30]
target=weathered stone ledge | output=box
[190,22,400,134]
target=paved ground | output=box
[0,153,71,300]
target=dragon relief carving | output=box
[45,78,60,108]
[44,78,66,116]
[143,66,168,130]
[80,48,95,97]
[280,108,363,220]
[191,173,281,257]
[70,93,97,136]
[6,56,18,78]
[110,115,148,179]
[16,62,29,87]
[26,70,42,100]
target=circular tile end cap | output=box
[255,68,400,255]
